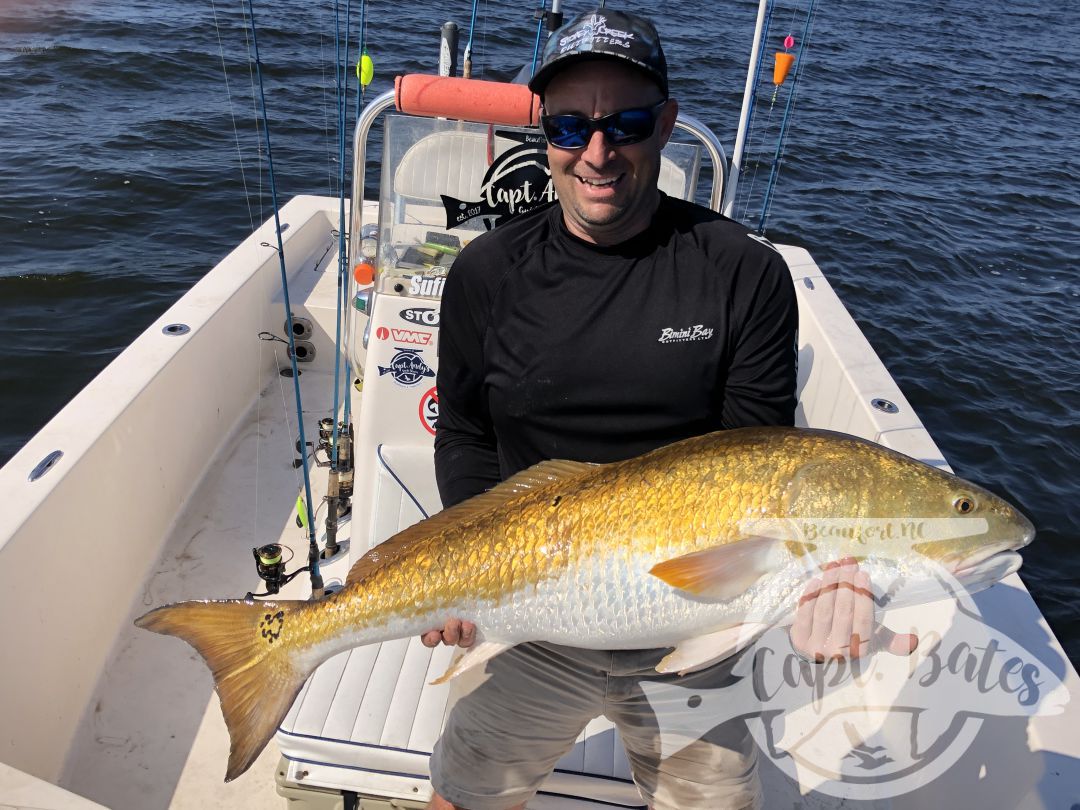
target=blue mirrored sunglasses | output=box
[540,100,668,150]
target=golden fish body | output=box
[136,427,1034,780]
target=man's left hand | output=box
[790,557,918,662]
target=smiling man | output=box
[541,63,674,245]
[423,9,805,810]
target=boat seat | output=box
[278,444,645,807]
[392,128,698,228]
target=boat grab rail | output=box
[347,78,728,302]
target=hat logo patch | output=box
[559,14,634,54]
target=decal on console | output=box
[400,307,440,327]
[409,275,447,297]
[375,326,434,346]
[419,386,439,436]
[378,348,435,388]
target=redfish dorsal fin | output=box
[346,458,598,586]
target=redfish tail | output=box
[135,599,310,782]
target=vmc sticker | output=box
[419,386,438,436]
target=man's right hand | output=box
[420,618,476,648]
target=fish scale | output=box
[135,426,1034,780]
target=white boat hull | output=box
[1,196,1077,809]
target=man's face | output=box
[542,60,678,246]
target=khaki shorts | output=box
[429,642,761,810]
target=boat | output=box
[1,2,1078,808]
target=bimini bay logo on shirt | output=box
[658,324,715,344]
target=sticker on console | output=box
[400,307,440,327]
[409,275,447,297]
[374,326,434,346]
[419,386,438,436]
[378,347,435,388]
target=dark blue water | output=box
[1,0,1077,665]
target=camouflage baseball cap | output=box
[528,9,668,97]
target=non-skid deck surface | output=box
[58,358,342,809]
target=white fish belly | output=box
[295,548,938,671]
[467,552,801,649]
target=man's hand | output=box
[420,618,476,649]
[790,557,918,662]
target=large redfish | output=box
[135,427,1034,780]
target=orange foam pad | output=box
[395,74,541,127]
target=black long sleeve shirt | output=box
[434,195,798,508]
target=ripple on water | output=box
[0,0,1077,666]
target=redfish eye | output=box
[953,495,977,514]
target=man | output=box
[422,9,915,809]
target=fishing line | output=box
[321,28,337,196]
[735,0,777,224]
[223,0,269,548]
[244,0,323,592]
[479,0,490,78]
[757,0,817,234]
[344,0,370,432]
[330,0,347,470]
[344,0,362,429]
[734,0,777,223]
[210,0,256,233]
[737,91,779,225]
[355,0,371,107]
[237,0,265,224]
[377,445,430,519]
[272,346,305,495]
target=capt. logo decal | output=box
[378,347,435,388]
[441,132,556,230]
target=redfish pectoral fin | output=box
[649,536,785,600]
[430,640,514,685]
[656,623,772,675]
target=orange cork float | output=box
[773,51,795,86]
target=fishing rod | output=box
[722,0,771,218]
[732,0,777,224]
[756,0,817,234]
[324,0,353,561]
[244,0,324,598]
[529,0,547,78]
[462,0,480,78]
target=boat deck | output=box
[2,197,1078,809]
[60,343,348,809]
